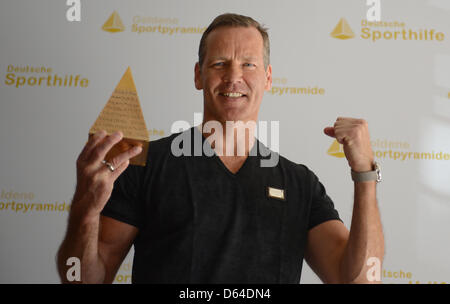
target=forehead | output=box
[204,26,264,59]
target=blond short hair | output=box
[198,13,270,69]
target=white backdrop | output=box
[1,0,449,284]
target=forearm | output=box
[57,201,106,284]
[340,181,384,283]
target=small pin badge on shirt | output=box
[267,186,286,201]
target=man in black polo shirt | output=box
[57,13,384,284]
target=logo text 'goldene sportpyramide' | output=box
[102,11,125,33]
[327,139,346,158]
[330,18,355,40]
[89,67,150,166]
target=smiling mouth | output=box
[219,92,247,98]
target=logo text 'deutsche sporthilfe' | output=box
[331,18,445,42]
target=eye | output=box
[243,63,256,68]
[212,62,225,67]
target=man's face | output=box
[195,26,272,124]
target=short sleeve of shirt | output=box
[306,168,343,230]
[100,164,145,229]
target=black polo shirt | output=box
[101,127,342,283]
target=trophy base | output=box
[88,134,149,167]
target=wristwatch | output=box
[351,162,382,183]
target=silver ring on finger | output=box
[101,160,115,172]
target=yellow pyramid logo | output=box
[330,18,355,40]
[327,140,345,158]
[89,67,150,166]
[102,11,125,33]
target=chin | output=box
[221,109,248,123]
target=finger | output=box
[89,131,124,163]
[334,119,358,129]
[323,127,335,138]
[336,117,361,122]
[336,118,367,128]
[77,130,107,161]
[334,133,344,144]
[78,130,107,162]
[333,122,362,133]
[334,127,354,143]
[109,145,143,169]
[334,122,368,141]
[333,124,355,133]
[110,159,130,180]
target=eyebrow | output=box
[209,56,228,61]
[208,56,259,62]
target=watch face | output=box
[374,162,382,182]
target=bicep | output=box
[304,220,349,284]
[98,215,139,283]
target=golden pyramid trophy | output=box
[89,67,149,166]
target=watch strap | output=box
[351,170,378,182]
[351,162,382,183]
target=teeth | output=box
[223,92,243,97]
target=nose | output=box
[222,63,243,84]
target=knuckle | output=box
[97,178,108,188]
[358,119,367,125]
[98,179,112,193]
[91,148,103,160]
[81,166,91,178]
[77,150,88,163]
[86,172,97,185]
[92,130,106,141]
[93,175,109,190]
[109,159,119,169]
[358,123,366,132]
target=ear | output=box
[264,64,272,91]
[194,62,203,90]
